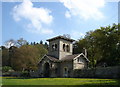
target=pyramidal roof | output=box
[46,35,75,42]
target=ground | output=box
[1,77,120,87]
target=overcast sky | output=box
[1,0,118,45]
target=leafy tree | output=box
[26,42,29,45]
[1,46,9,66]
[33,42,36,45]
[44,42,48,50]
[40,40,43,44]
[74,23,120,67]
[11,44,47,71]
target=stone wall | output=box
[60,61,73,77]
[73,66,120,79]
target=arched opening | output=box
[52,45,54,51]
[52,43,57,51]
[55,44,57,51]
[63,44,65,51]
[66,45,70,52]
[63,67,68,77]
[43,62,50,77]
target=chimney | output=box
[83,48,87,57]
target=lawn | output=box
[1,77,120,87]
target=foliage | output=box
[40,40,43,44]
[1,46,10,66]
[1,38,48,71]
[74,23,120,67]
[11,44,47,71]
[20,71,30,77]
[2,66,12,72]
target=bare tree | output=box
[5,39,16,48]
[17,38,27,47]
[63,34,71,39]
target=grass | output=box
[1,77,120,87]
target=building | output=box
[38,36,90,77]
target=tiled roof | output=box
[46,54,80,62]
[44,53,89,62]
[61,54,80,61]
[46,35,75,42]
[46,55,60,62]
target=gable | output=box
[73,53,90,62]
[38,54,59,65]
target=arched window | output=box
[55,44,57,51]
[63,44,65,51]
[52,43,57,51]
[52,44,55,51]
[66,45,70,52]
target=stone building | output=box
[38,36,90,77]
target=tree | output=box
[74,23,120,67]
[1,46,9,66]
[40,40,43,44]
[44,42,48,50]
[17,38,27,47]
[26,42,29,45]
[11,44,48,71]
[5,39,16,48]
[63,34,71,39]
[33,42,36,45]
[9,46,17,67]
[30,42,33,45]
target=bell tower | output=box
[47,36,75,60]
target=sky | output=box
[1,0,118,46]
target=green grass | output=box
[1,77,120,86]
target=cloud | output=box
[60,0,105,20]
[65,11,71,18]
[12,0,53,34]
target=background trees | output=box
[1,39,48,71]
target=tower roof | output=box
[46,35,75,42]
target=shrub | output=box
[20,71,30,77]
[2,66,13,72]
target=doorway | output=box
[43,62,50,77]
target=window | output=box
[77,57,84,63]
[66,45,70,52]
[55,44,57,51]
[77,58,80,62]
[52,44,55,51]
[63,44,65,51]
[64,67,68,74]
[52,43,57,51]
[64,67,68,77]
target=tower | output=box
[47,36,75,60]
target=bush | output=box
[20,71,30,77]
[2,66,12,72]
